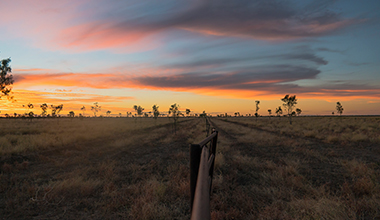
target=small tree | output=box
[23,103,34,115]
[296,108,302,116]
[186,108,191,117]
[255,100,260,120]
[152,104,160,121]
[275,106,283,118]
[336,102,344,116]
[106,110,111,117]
[40,103,48,117]
[133,105,144,117]
[91,102,101,117]
[281,94,297,125]
[268,109,272,117]
[168,103,182,134]
[81,106,86,117]
[51,104,63,117]
[68,111,75,118]
[0,57,14,101]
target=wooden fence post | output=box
[190,144,202,211]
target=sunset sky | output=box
[1,0,380,116]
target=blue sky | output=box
[1,0,379,115]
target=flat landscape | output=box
[1,116,380,219]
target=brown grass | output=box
[1,116,380,219]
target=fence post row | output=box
[190,126,218,220]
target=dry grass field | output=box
[1,116,380,219]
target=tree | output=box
[50,104,63,117]
[68,111,75,118]
[106,110,111,117]
[91,102,101,117]
[255,100,260,120]
[0,57,14,101]
[126,112,132,117]
[186,108,191,117]
[152,104,160,120]
[40,103,48,117]
[268,109,272,117]
[23,103,34,115]
[81,106,86,117]
[168,103,182,134]
[133,105,144,117]
[296,108,302,116]
[275,106,283,118]
[336,102,344,116]
[281,94,297,125]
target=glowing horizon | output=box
[1,0,380,116]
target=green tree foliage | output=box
[0,57,14,100]
[281,94,298,124]
[133,105,144,117]
[336,102,344,116]
[91,102,101,117]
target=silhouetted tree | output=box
[50,104,63,117]
[40,103,48,117]
[126,112,132,117]
[296,108,302,116]
[133,105,144,117]
[91,102,101,117]
[268,109,272,117]
[169,103,182,134]
[186,108,191,117]
[106,110,111,117]
[68,111,75,118]
[336,102,344,116]
[281,94,297,125]
[255,100,260,120]
[23,103,33,115]
[152,104,160,121]
[0,57,14,101]
[81,106,86,117]
[275,106,283,118]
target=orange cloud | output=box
[0,89,134,116]
[13,71,380,102]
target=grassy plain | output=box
[1,116,380,219]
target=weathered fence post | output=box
[190,129,218,220]
[190,143,202,211]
